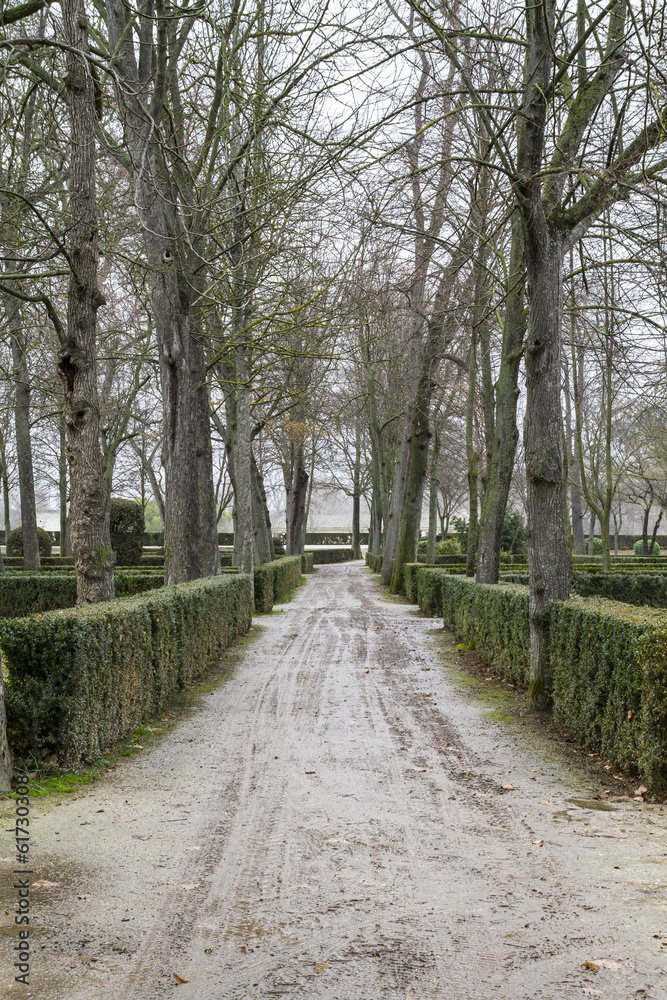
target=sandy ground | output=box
[1,562,666,999]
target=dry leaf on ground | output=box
[173,973,188,983]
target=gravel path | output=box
[2,562,666,998]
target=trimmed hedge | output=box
[254,556,303,613]
[549,597,667,789]
[4,556,75,569]
[365,552,383,573]
[305,532,369,545]
[301,552,315,573]
[2,574,252,766]
[570,572,667,608]
[0,571,165,618]
[110,498,144,565]
[7,526,53,557]
[440,575,531,687]
[310,548,355,564]
[409,569,667,790]
[502,570,667,608]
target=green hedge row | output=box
[254,556,303,613]
[549,597,667,790]
[301,552,315,573]
[0,571,165,619]
[365,552,383,573]
[310,548,355,564]
[408,567,667,790]
[440,574,531,687]
[502,570,667,608]
[2,574,252,766]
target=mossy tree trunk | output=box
[60,0,114,604]
[9,315,40,571]
[476,213,525,583]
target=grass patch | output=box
[275,575,308,605]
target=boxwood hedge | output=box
[409,568,667,790]
[301,552,315,574]
[1,573,252,766]
[0,570,165,618]
[310,548,355,564]
[549,597,667,790]
[254,555,303,613]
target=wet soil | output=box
[1,562,666,999]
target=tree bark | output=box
[251,450,273,566]
[60,0,114,604]
[476,213,525,583]
[286,442,308,556]
[107,0,207,585]
[59,420,71,555]
[465,328,479,578]
[523,223,570,709]
[426,428,440,564]
[390,359,432,593]
[9,316,40,570]
[352,422,362,560]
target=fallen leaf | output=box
[409,766,427,772]
[181,883,200,890]
[590,959,626,969]
[324,837,349,843]
[173,973,189,984]
[315,962,330,973]
[583,990,602,997]
[501,784,515,791]
[634,785,648,796]
[130,744,144,749]
[582,961,599,970]
[305,770,316,774]
[32,880,61,887]
[96,809,105,813]
[77,894,89,900]
[425,691,436,696]
[531,840,544,847]
[158,881,175,885]
[186,846,201,851]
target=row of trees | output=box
[0,0,664,787]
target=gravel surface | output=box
[2,561,666,998]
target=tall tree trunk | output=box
[524,224,570,709]
[352,422,362,560]
[426,428,440,564]
[190,324,220,578]
[286,442,308,556]
[231,364,254,586]
[9,319,40,570]
[465,328,479,578]
[641,505,651,555]
[59,0,114,604]
[59,421,71,556]
[107,0,205,586]
[650,510,662,556]
[250,450,273,566]
[390,361,432,593]
[476,213,525,583]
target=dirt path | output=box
[2,563,667,999]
